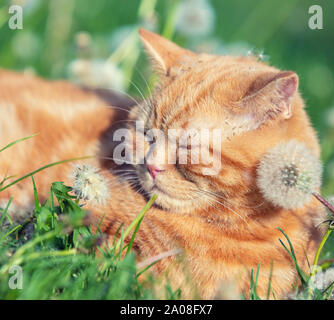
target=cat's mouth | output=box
[136,164,184,198]
[144,173,172,197]
[130,162,212,213]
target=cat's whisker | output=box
[107,178,140,191]
[103,168,261,219]
[102,86,141,107]
[127,79,152,117]
[104,105,132,114]
[202,189,264,210]
[106,178,135,189]
[128,79,147,102]
[110,169,136,174]
[133,66,154,99]
[194,189,251,228]
[108,173,139,182]
[105,119,138,127]
[98,156,134,165]
[112,175,138,183]
[110,170,136,175]
[104,173,138,184]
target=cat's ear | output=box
[238,71,299,129]
[139,28,194,75]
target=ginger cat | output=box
[0,29,325,299]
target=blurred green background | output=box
[0,0,333,196]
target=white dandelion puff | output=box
[175,0,215,37]
[312,267,334,297]
[68,59,125,92]
[257,140,322,210]
[70,164,109,205]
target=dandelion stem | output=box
[311,229,333,277]
[162,0,180,39]
[114,194,157,253]
[312,192,334,215]
[307,192,334,298]
[138,0,157,20]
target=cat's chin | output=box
[139,182,208,213]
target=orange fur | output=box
[0,30,326,299]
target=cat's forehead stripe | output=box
[152,58,275,131]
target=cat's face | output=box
[125,29,299,213]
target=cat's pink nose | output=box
[147,164,165,179]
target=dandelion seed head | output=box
[219,41,251,56]
[247,48,269,61]
[68,59,125,91]
[75,31,92,51]
[257,140,322,210]
[70,164,109,206]
[312,267,334,298]
[175,0,215,37]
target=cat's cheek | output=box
[136,165,154,190]
[242,169,254,185]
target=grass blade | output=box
[0,224,21,241]
[0,134,38,153]
[126,214,144,256]
[0,156,93,192]
[137,260,159,278]
[114,194,157,253]
[277,227,308,285]
[0,196,13,226]
[32,176,41,213]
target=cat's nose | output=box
[147,164,165,179]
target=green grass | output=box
[0,172,168,299]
